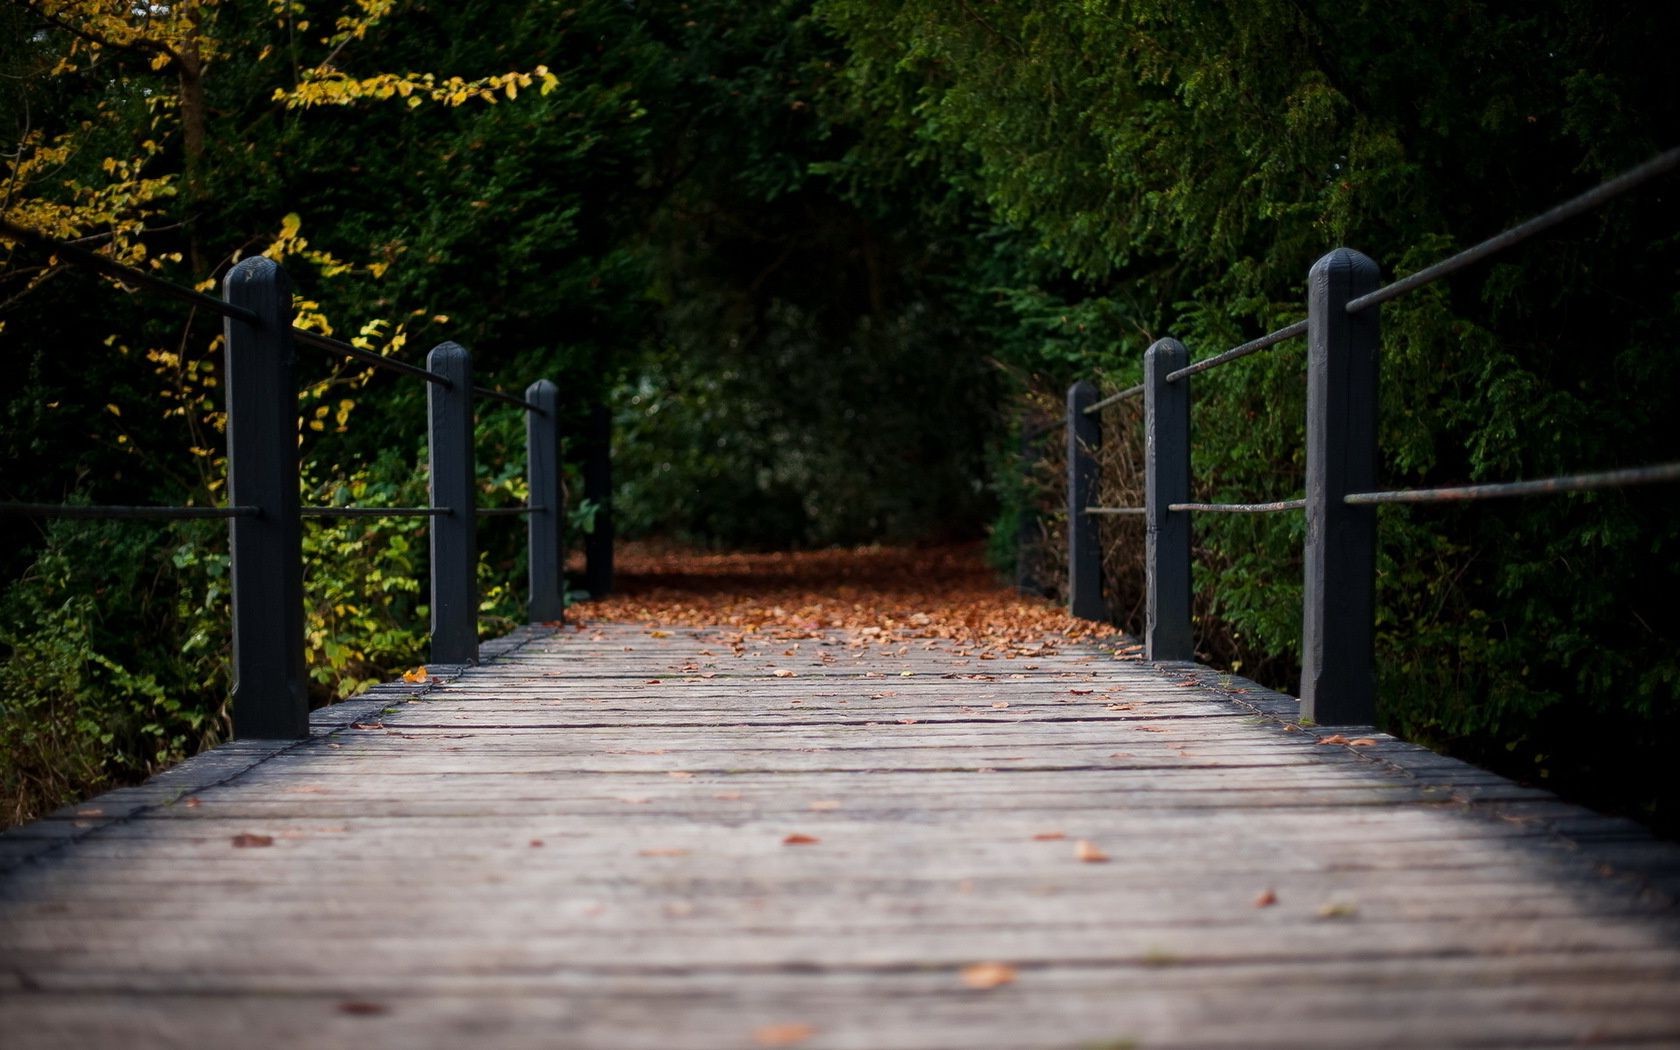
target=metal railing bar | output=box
[1082,383,1146,415]
[1344,462,1680,506]
[1347,146,1680,315]
[1169,499,1307,513]
[0,218,260,326]
[473,385,545,414]
[0,502,257,520]
[1084,506,1146,516]
[299,506,450,518]
[291,328,452,387]
[1165,320,1309,384]
[476,505,540,517]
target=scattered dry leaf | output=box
[400,667,429,683]
[529,839,545,848]
[1348,737,1380,747]
[959,961,1018,989]
[1074,839,1110,863]
[649,630,672,638]
[773,669,797,678]
[231,833,274,848]
[1254,888,1279,907]
[782,833,820,846]
[337,1000,389,1016]
[991,701,1009,709]
[754,1023,817,1047]
[183,797,201,808]
[1032,831,1065,841]
[1317,901,1359,919]
[1318,734,1350,745]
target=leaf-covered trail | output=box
[5,545,1680,1047]
[579,542,1124,656]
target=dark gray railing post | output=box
[525,379,564,623]
[222,257,307,739]
[1145,338,1194,660]
[583,400,613,598]
[427,342,478,665]
[1302,248,1382,724]
[1066,380,1106,621]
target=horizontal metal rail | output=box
[299,506,450,518]
[0,218,260,326]
[476,505,540,517]
[473,385,545,414]
[1082,383,1145,415]
[290,328,451,387]
[0,502,258,520]
[1169,499,1307,514]
[1346,146,1680,315]
[1084,506,1146,516]
[1344,462,1680,506]
[1165,320,1309,384]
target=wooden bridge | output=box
[5,614,1680,1048]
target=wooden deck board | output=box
[3,622,1679,1048]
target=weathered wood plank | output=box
[3,621,1679,1049]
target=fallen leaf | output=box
[782,833,820,846]
[401,667,429,683]
[754,1023,817,1047]
[959,961,1018,989]
[1317,901,1359,919]
[337,1000,389,1016]
[1074,839,1110,863]
[772,669,797,678]
[1318,734,1350,745]
[184,797,201,808]
[714,791,744,801]
[77,808,104,818]
[1032,831,1065,841]
[649,630,672,638]
[991,701,1009,709]
[1254,888,1279,907]
[1348,737,1380,747]
[231,833,274,848]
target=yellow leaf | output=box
[105,403,121,417]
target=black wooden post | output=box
[583,400,613,598]
[222,257,307,739]
[427,342,478,665]
[525,379,564,623]
[1066,380,1106,621]
[1145,338,1194,660]
[1302,248,1381,725]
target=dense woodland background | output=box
[1,1,1676,831]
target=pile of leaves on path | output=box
[576,543,1128,660]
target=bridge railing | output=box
[1051,146,1680,726]
[0,220,592,739]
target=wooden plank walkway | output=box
[4,621,1680,1048]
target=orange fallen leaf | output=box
[1318,734,1350,745]
[782,833,820,846]
[754,1023,817,1047]
[959,961,1018,989]
[991,701,1009,709]
[1348,737,1380,747]
[231,833,274,848]
[184,797,201,808]
[650,630,672,638]
[1254,888,1278,907]
[400,667,428,683]
[1032,831,1065,841]
[1075,839,1110,863]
